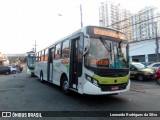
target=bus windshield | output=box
[27,55,36,69]
[85,38,128,69]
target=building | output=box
[99,1,121,28]
[119,9,132,41]
[131,6,158,42]
[7,54,27,65]
[129,39,160,64]
[0,52,9,66]
[99,1,132,41]
[129,6,160,64]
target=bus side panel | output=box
[34,61,47,80]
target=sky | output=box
[0,0,160,54]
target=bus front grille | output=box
[99,83,128,91]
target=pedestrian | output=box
[14,65,21,77]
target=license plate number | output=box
[111,86,119,90]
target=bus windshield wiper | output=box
[99,37,111,52]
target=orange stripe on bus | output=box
[61,59,69,64]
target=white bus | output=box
[34,26,130,95]
[26,52,36,76]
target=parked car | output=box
[8,66,16,74]
[154,67,160,84]
[130,62,155,81]
[147,62,160,70]
[0,66,11,75]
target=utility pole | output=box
[155,22,159,62]
[80,4,83,28]
[33,40,38,53]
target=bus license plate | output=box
[111,86,119,90]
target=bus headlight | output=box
[86,74,99,86]
[92,79,98,86]
[86,75,92,82]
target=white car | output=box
[147,62,160,70]
[8,66,16,74]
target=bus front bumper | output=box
[82,80,130,95]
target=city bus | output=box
[34,26,130,95]
[26,52,36,76]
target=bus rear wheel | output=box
[62,77,70,95]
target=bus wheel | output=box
[40,72,44,83]
[62,77,70,94]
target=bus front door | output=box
[48,47,54,82]
[70,35,83,90]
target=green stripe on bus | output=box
[92,74,129,84]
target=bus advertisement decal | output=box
[61,59,69,64]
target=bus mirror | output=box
[83,38,90,55]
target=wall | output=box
[129,39,160,63]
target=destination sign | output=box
[93,28,126,40]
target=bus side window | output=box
[36,53,39,62]
[51,48,55,61]
[41,51,44,61]
[43,50,45,61]
[62,40,69,59]
[39,52,41,61]
[45,49,48,61]
[55,43,61,59]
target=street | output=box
[0,70,160,120]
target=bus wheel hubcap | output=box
[63,81,69,90]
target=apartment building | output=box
[129,6,160,64]
[99,1,131,41]
[131,6,157,42]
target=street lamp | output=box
[80,4,83,28]
[58,4,83,28]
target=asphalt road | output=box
[0,70,160,120]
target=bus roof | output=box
[39,25,128,51]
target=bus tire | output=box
[40,72,45,83]
[62,77,70,95]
